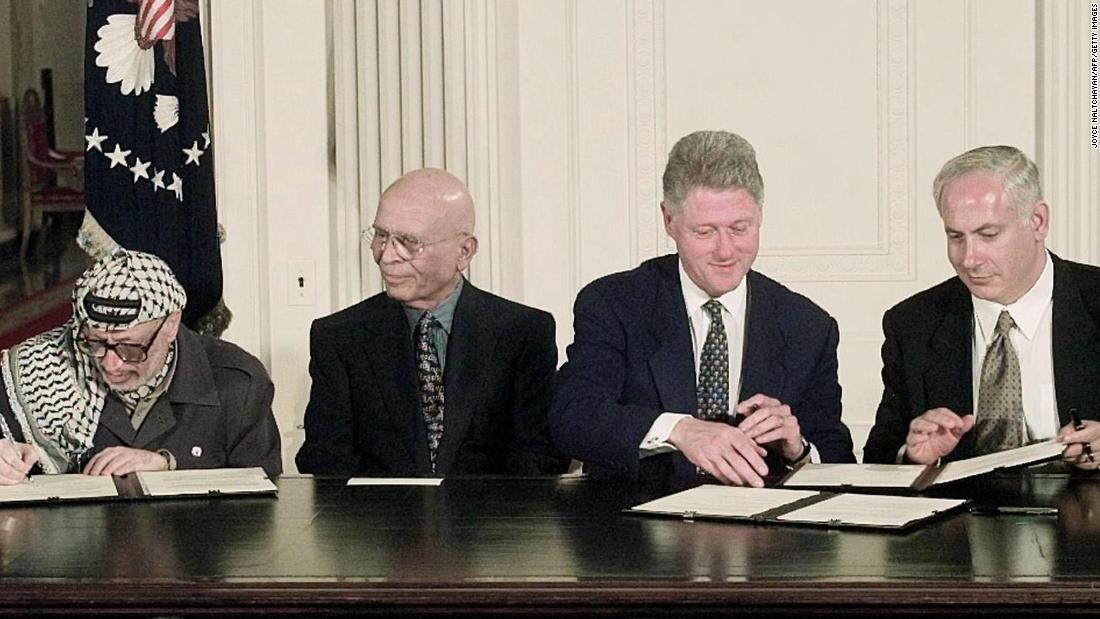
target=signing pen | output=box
[970,506,1058,516]
[1069,407,1094,461]
[729,403,758,426]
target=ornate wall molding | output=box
[627,0,664,266]
[1039,0,1100,265]
[566,0,582,298]
[632,0,916,282]
[208,0,270,363]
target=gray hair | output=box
[932,145,1042,218]
[662,130,764,214]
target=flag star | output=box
[85,128,108,152]
[151,169,166,191]
[167,173,184,201]
[202,131,210,148]
[129,158,151,182]
[105,144,131,168]
[183,141,204,165]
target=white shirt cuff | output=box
[639,412,689,458]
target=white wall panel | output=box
[211,1,332,473]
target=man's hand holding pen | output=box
[0,438,39,485]
[1058,408,1100,470]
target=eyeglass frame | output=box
[76,317,168,363]
[365,226,469,261]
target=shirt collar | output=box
[677,259,747,320]
[972,251,1053,341]
[404,276,464,334]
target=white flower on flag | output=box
[94,14,155,96]
[154,95,179,133]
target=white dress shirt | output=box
[638,261,818,463]
[971,252,1058,441]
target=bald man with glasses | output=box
[296,168,568,477]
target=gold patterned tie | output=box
[416,311,445,471]
[973,310,1023,454]
[695,300,729,421]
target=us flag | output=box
[82,0,225,332]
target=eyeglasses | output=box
[76,318,167,363]
[366,226,466,261]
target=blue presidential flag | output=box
[82,0,225,331]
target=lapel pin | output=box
[191,446,203,457]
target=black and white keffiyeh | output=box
[0,249,187,472]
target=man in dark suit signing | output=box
[863,145,1100,467]
[551,130,855,487]
[296,168,567,477]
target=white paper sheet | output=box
[346,478,444,486]
[933,439,1065,486]
[782,463,928,488]
[136,467,276,497]
[630,485,818,518]
[776,493,965,528]
[0,474,119,502]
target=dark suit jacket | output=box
[550,255,855,482]
[862,254,1100,464]
[0,327,283,477]
[295,279,568,476]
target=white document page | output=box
[933,440,1065,486]
[776,494,965,528]
[346,478,444,486]
[631,485,818,518]
[136,467,276,497]
[0,474,118,502]
[782,463,927,488]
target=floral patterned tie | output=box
[974,310,1024,454]
[695,300,729,421]
[416,311,445,471]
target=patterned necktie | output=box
[695,299,729,421]
[416,311,445,471]
[973,310,1024,454]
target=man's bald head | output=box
[380,168,475,237]
[372,168,480,310]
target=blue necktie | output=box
[695,299,729,421]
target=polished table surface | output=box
[1,471,1100,616]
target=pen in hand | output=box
[1069,408,1094,464]
[970,505,1058,516]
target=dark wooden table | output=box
[1,471,1099,616]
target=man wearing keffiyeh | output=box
[0,250,281,483]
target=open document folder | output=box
[0,467,276,505]
[135,467,277,497]
[781,439,1066,491]
[627,485,966,531]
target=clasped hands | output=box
[904,407,1100,468]
[668,394,806,487]
[0,439,169,485]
